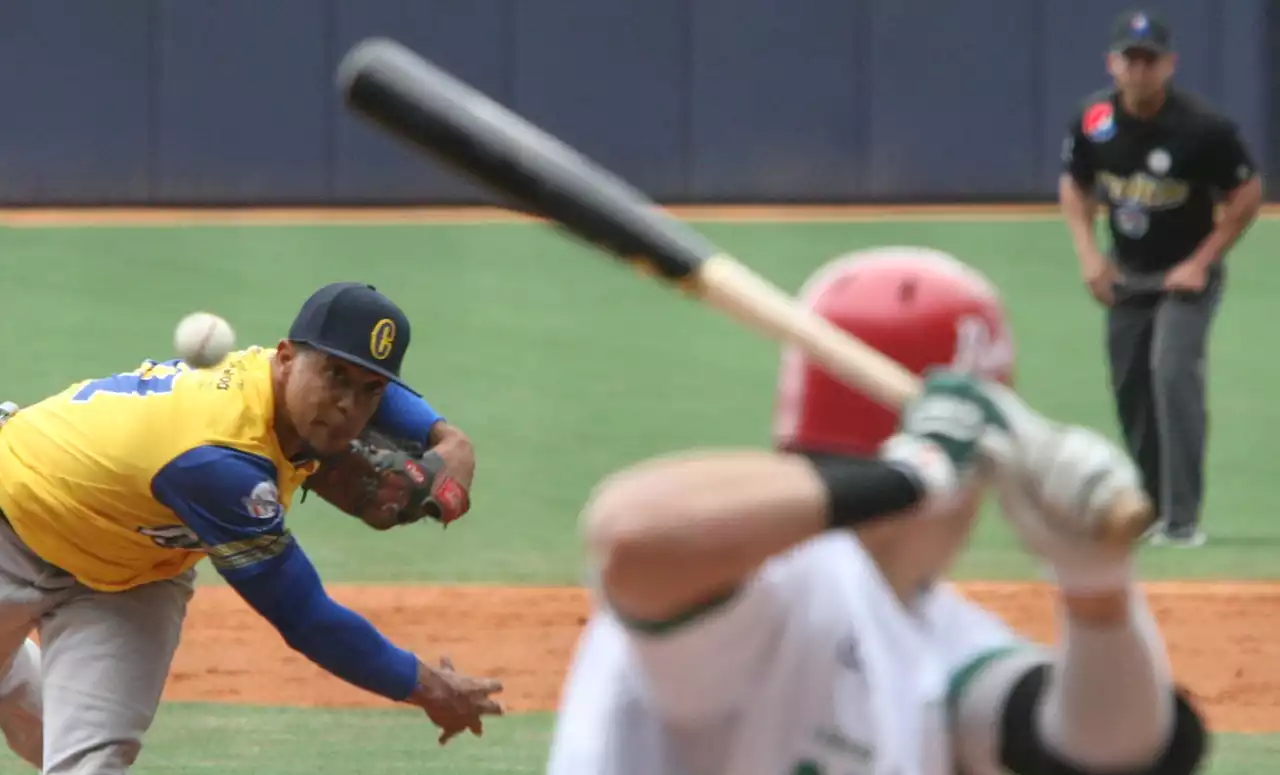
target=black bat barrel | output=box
[337,37,717,282]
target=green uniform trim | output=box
[946,645,1023,712]
[616,586,740,635]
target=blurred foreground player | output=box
[547,248,1206,775]
[0,282,501,774]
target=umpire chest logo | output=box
[1147,148,1171,175]
[1097,171,1189,210]
[1115,205,1149,238]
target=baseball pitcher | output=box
[547,248,1207,775]
[0,282,502,773]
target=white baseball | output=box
[174,312,235,369]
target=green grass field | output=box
[0,208,1276,773]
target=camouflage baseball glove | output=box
[301,427,471,530]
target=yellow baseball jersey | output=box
[0,346,318,592]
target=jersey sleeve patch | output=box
[204,534,293,574]
[151,445,294,579]
[1081,101,1116,143]
[371,382,444,443]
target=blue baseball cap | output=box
[287,282,416,393]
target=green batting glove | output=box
[879,370,1008,496]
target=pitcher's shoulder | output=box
[173,346,280,448]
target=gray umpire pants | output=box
[1106,265,1224,535]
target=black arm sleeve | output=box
[999,664,1209,775]
[798,452,925,529]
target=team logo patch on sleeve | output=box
[1082,102,1116,142]
[243,480,283,520]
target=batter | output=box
[547,247,1208,775]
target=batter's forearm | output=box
[950,591,1193,775]
[584,450,923,623]
[1037,590,1177,771]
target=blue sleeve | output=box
[371,382,444,444]
[151,446,419,701]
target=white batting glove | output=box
[879,370,1007,507]
[979,385,1142,592]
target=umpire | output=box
[1058,9,1263,547]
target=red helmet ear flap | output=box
[772,247,1015,457]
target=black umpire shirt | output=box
[1062,87,1256,274]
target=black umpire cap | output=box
[287,281,417,393]
[1111,9,1174,55]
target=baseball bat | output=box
[335,37,1154,546]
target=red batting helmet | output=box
[772,246,1015,457]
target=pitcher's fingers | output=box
[473,678,504,694]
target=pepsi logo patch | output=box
[1082,102,1116,143]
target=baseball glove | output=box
[301,427,471,530]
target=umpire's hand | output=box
[1162,257,1209,292]
[1080,250,1120,306]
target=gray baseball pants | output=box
[1106,266,1224,535]
[0,515,194,773]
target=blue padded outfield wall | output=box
[0,0,1271,205]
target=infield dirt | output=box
[167,582,1280,733]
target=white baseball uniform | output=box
[547,530,1030,775]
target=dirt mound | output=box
[165,582,1280,732]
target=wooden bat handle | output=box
[694,255,921,408]
[694,256,1156,546]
